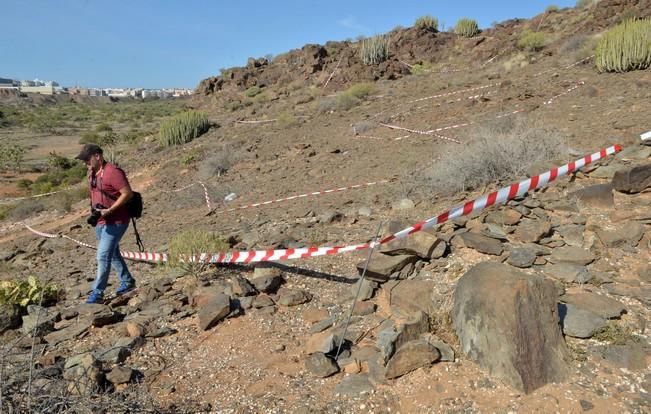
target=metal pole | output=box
[335,221,384,360]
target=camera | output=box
[87,203,106,227]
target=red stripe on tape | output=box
[508,183,519,199]
[486,191,498,208]
[529,175,539,191]
[462,200,474,216]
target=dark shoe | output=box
[116,282,136,296]
[86,291,104,304]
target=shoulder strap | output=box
[131,218,145,252]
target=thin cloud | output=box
[338,15,369,33]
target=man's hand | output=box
[99,208,112,217]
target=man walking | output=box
[75,143,136,303]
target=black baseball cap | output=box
[75,143,103,162]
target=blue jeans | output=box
[91,223,135,296]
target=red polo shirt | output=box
[89,162,130,225]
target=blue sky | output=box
[1,0,576,89]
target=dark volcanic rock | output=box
[612,164,651,194]
[453,262,569,394]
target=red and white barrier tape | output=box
[22,223,97,250]
[386,108,525,142]
[542,81,584,105]
[25,145,620,263]
[0,187,77,204]
[533,55,594,78]
[378,123,464,143]
[162,181,212,210]
[208,180,390,216]
[408,83,497,104]
[198,181,212,210]
[163,183,199,193]
[379,79,582,143]
[413,92,492,112]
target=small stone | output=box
[392,198,415,210]
[277,288,311,306]
[507,248,537,268]
[352,301,376,316]
[305,352,339,378]
[579,400,594,411]
[126,321,146,337]
[106,366,134,385]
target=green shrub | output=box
[79,131,100,144]
[336,92,362,111]
[360,34,390,65]
[244,86,262,97]
[546,5,560,12]
[0,276,59,307]
[410,63,432,75]
[455,18,480,37]
[95,122,113,132]
[346,82,374,99]
[159,110,210,147]
[595,18,651,72]
[518,31,547,51]
[415,15,438,31]
[277,111,299,128]
[0,144,26,171]
[47,151,73,171]
[16,178,32,190]
[30,156,86,196]
[0,204,14,220]
[168,229,229,276]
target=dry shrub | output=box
[10,200,45,220]
[315,96,337,114]
[560,33,599,62]
[276,110,299,128]
[559,34,589,54]
[336,93,361,111]
[199,143,234,178]
[352,121,375,135]
[502,53,529,72]
[424,118,565,195]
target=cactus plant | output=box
[595,18,651,73]
[455,18,480,37]
[415,15,439,31]
[159,110,210,147]
[360,35,390,65]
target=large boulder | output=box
[612,164,651,194]
[453,262,569,393]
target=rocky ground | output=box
[1,1,651,413]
